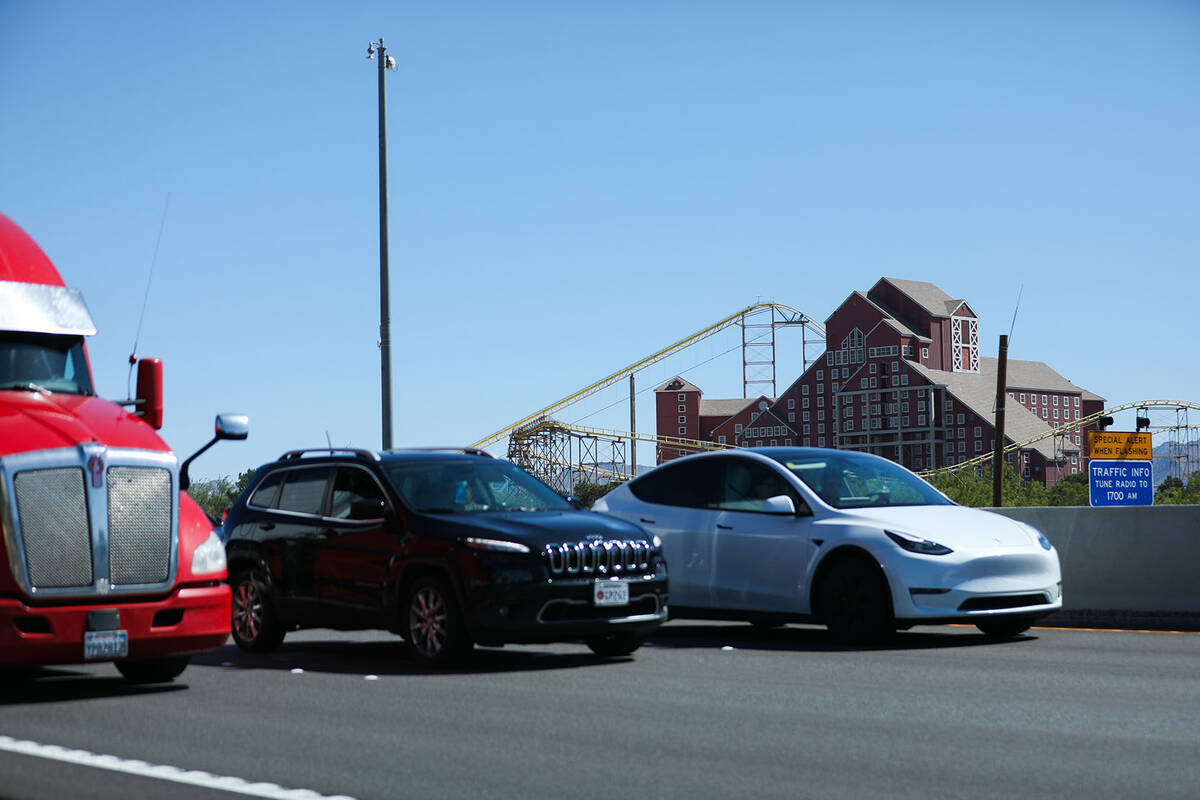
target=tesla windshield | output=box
[0,332,93,395]
[384,459,573,513]
[766,450,952,509]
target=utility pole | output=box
[367,38,396,450]
[992,335,1009,507]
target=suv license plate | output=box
[84,630,128,660]
[593,580,629,607]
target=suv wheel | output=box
[585,632,642,657]
[231,570,286,653]
[405,576,471,665]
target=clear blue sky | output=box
[3,1,1198,481]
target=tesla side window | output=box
[276,467,333,516]
[715,458,801,512]
[629,459,720,508]
[768,452,950,509]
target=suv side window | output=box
[330,467,386,519]
[276,467,333,516]
[629,459,720,509]
[248,470,286,509]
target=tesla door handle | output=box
[259,522,275,531]
[716,524,733,530]
[639,517,656,525]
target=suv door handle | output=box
[259,522,275,531]
[639,517,656,525]
[716,524,732,530]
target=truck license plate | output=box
[593,579,629,607]
[84,630,128,660]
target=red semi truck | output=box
[0,212,245,682]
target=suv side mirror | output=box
[349,498,387,520]
[180,413,250,491]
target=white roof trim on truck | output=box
[0,280,96,336]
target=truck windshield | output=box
[0,332,93,395]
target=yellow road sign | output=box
[1088,431,1152,460]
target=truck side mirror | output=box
[180,413,250,491]
[136,358,164,429]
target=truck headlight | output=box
[192,531,227,575]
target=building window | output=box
[1074,410,1079,420]
[678,449,687,457]
[1053,408,1059,419]
[802,385,810,396]
[816,370,824,381]
[1041,394,1048,405]
[770,440,777,446]
[818,410,825,421]
[1053,396,1059,406]
[841,367,849,379]
[756,440,763,447]
[903,345,913,357]
[974,426,981,437]
[957,413,965,424]
[1074,435,1080,444]
[818,437,826,447]
[845,420,854,431]
[1074,397,1080,407]
[918,401,926,411]
[678,416,686,424]
[678,427,686,435]
[975,440,983,452]
[677,404,685,413]
[869,363,877,375]
[788,412,795,423]
[922,347,929,359]
[869,377,877,388]
[1042,409,1048,419]
[944,400,953,411]
[818,396,825,408]
[785,439,792,445]
[958,441,966,452]
[735,424,743,434]
[803,398,810,409]
[892,361,899,372]
[1019,393,1026,403]
[846,406,854,418]
[803,424,810,435]
[817,384,824,395]
[788,398,795,409]
[678,393,686,401]
[718,435,726,444]
[803,411,810,422]
[832,382,839,393]
[918,414,926,425]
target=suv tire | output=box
[405,575,471,665]
[585,632,642,657]
[231,569,286,653]
[116,655,189,683]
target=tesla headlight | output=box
[464,537,531,554]
[192,531,227,575]
[885,529,953,556]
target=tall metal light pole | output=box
[367,38,396,449]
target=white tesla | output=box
[593,447,1062,642]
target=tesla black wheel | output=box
[819,558,895,645]
[405,576,471,665]
[231,570,285,653]
[976,615,1034,638]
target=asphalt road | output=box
[2,621,1198,800]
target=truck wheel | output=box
[116,655,189,683]
[404,575,471,666]
[585,632,642,657]
[231,569,285,653]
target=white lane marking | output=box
[0,736,356,800]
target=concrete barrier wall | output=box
[988,505,1200,630]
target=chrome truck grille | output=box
[1,446,179,598]
[543,539,652,576]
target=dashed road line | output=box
[0,735,356,800]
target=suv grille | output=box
[7,453,176,595]
[543,539,652,575]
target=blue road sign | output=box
[1089,459,1154,507]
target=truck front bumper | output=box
[0,583,231,667]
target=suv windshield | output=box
[384,459,572,513]
[0,332,93,395]
[766,450,951,509]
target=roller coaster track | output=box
[471,302,823,449]
[917,400,1200,476]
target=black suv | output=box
[222,448,668,664]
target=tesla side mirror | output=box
[762,495,797,515]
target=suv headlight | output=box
[464,537,530,554]
[192,531,228,575]
[885,529,953,556]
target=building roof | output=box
[655,376,702,393]
[989,357,1104,402]
[907,361,1076,461]
[880,277,965,318]
[700,397,764,418]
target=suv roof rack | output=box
[385,447,495,459]
[278,448,381,461]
